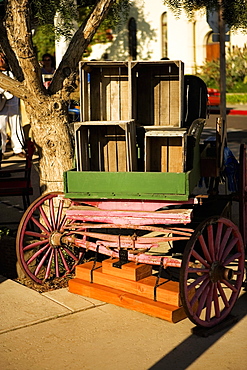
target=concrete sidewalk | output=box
[0,274,246,370]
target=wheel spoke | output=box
[49,198,56,229]
[190,277,210,307]
[213,283,220,318]
[58,214,68,230]
[222,252,242,266]
[207,224,215,261]
[198,234,212,263]
[217,281,230,308]
[45,249,54,280]
[195,283,210,317]
[34,246,52,276]
[24,230,49,238]
[191,249,210,268]
[55,199,64,229]
[31,214,50,234]
[215,222,223,260]
[39,205,53,232]
[27,243,50,264]
[220,237,238,263]
[187,274,208,292]
[54,249,59,277]
[58,248,70,272]
[23,239,49,252]
[187,268,210,274]
[218,227,232,261]
[62,246,80,261]
[205,283,214,322]
[221,279,238,293]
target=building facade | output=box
[88,0,247,74]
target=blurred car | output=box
[207,88,220,106]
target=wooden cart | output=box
[16,61,246,327]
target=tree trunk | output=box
[25,95,74,193]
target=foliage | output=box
[162,0,247,29]
[226,93,247,104]
[197,46,247,92]
[31,0,78,40]
[31,0,130,61]
[32,25,55,62]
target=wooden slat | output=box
[101,67,129,121]
[120,73,129,120]
[168,137,183,172]
[68,278,187,323]
[90,69,101,120]
[170,77,180,126]
[154,77,170,126]
[103,126,127,172]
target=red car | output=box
[207,88,220,106]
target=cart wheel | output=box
[180,216,245,327]
[16,192,82,284]
[239,144,247,249]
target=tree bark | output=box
[0,0,116,193]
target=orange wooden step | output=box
[68,278,187,323]
[75,261,181,306]
[102,258,153,281]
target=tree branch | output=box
[6,0,43,97]
[0,71,27,99]
[0,20,24,82]
[51,0,116,94]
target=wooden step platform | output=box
[69,259,188,323]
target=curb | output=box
[209,107,247,116]
[228,109,247,116]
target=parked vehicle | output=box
[207,87,220,106]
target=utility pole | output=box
[218,0,227,167]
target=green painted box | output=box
[63,168,200,201]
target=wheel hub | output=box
[49,231,63,247]
[209,261,234,282]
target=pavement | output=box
[0,110,247,370]
[0,274,246,370]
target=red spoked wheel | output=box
[16,192,83,284]
[180,216,245,327]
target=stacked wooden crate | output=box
[76,62,137,172]
[131,61,186,173]
[76,60,186,173]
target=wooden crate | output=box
[79,60,184,127]
[75,120,137,172]
[80,61,130,122]
[144,127,187,172]
[131,61,184,127]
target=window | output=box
[128,17,137,60]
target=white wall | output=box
[85,0,246,74]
